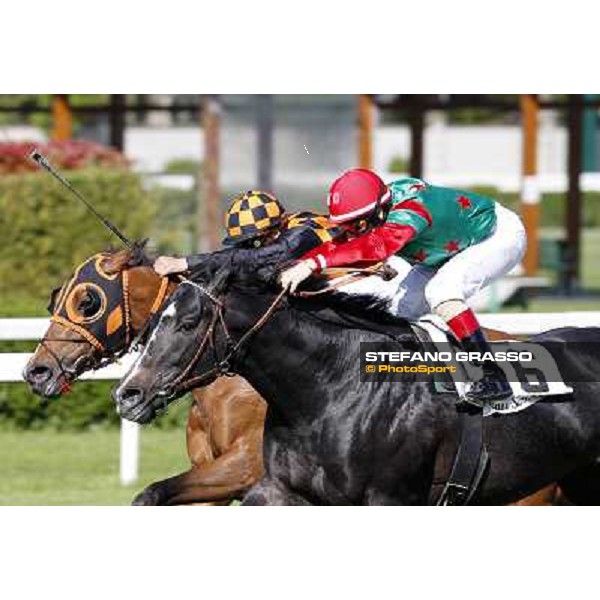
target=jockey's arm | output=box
[280,203,432,292]
[303,200,433,270]
[185,226,324,272]
[303,222,418,271]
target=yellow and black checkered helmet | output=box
[223,190,286,246]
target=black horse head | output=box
[113,262,235,422]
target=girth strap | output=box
[436,411,489,506]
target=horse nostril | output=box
[118,387,144,407]
[26,365,53,384]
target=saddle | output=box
[307,262,573,413]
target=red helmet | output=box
[327,168,390,224]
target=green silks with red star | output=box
[386,178,497,267]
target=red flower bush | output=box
[0,140,129,174]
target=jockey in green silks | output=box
[280,168,527,408]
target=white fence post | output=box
[120,418,140,486]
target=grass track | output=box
[0,428,188,505]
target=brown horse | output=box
[24,247,266,505]
[24,246,559,505]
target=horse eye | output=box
[178,311,201,332]
[79,291,102,318]
[47,287,61,315]
[180,317,199,332]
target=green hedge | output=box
[0,379,192,432]
[0,167,155,302]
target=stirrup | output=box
[456,394,485,410]
[459,377,513,409]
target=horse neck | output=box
[127,267,177,334]
[227,291,376,421]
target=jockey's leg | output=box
[424,204,526,407]
[389,260,434,321]
[340,255,432,321]
[433,299,513,406]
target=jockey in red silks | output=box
[279,169,527,408]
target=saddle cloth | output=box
[413,316,573,416]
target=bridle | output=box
[39,323,130,392]
[158,280,287,397]
[37,261,170,390]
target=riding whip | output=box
[28,148,134,249]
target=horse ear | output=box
[128,238,152,267]
[209,262,232,294]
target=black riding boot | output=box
[459,329,513,408]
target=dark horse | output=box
[25,246,560,505]
[24,246,266,505]
[114,255,600,505]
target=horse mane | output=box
[285,285,413,338]
[311,289,396,323]
[100,239,154,274]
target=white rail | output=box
[480,311,600,334]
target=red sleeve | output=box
[301,223,417,271]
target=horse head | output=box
[24,241,174,397]
[113,259,241,423]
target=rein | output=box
[162,281,287,396]
[296,262,397,298]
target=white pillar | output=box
[120,418,140,486]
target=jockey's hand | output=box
[153,256,188,276]
[280,260,316,294]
